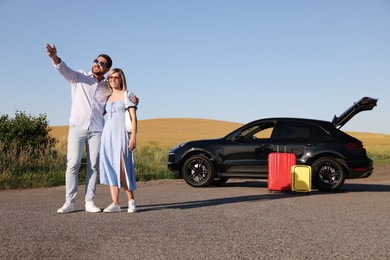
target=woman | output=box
[99,68,138,213]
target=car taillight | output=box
[345,142,365,150]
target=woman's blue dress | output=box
[99,97,136,190]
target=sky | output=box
[0,0,389,134]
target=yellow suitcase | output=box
[291,165,312,192]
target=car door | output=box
[219,121,275,176]
[272,121,319,164]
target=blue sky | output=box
[0,0,389,134]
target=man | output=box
[46,44,138,213]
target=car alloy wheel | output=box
[312,157,346,191]
[182,154,215,187]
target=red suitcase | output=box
[268,151,296,191]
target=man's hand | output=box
[46,43,61,65]
[131,95,139,105]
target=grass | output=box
[347,132,390,165]
[135,141,173,181]
[0,143,67,189]
[1,118,389,189]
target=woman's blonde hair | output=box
[107,68,128,91]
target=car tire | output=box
[312,157,346,191]
[182,155,215,187]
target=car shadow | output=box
[339,182,390,192]
[137,181,316,213]
[222,180,268,188]
[137,181,390,212]
[221,180,390,193]
[137,193,288,212]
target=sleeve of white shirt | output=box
[53,60,84,84]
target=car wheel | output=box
[212,177,229,186]
[182,155,215,187]
[312,157,346,191]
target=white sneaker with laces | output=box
[85,201,101,213]
[103,203,121,213]
[128,199,136,213]
[57,201,75,214]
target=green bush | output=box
[0,111,57,157]
[0,111,63,189]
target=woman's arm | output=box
[128,107,137,151]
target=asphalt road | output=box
[1,166,390,260]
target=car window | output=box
[241,123,275,139]
[311,123,330,138]
[253,128,274,138]
[279,122,314,139]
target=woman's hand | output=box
[129,138,136,151]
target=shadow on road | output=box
[219,180,390,193]
[138,185,319,213]
[137,181,390,212]
[138,193,289,212]
[340,182,390,192]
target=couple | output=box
[46,44,138,214]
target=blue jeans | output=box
[65,125,102,203]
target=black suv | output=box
[167,97,378,191]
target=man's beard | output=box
[94,70,105,77]
[92,66,105,77]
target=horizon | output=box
[49,117,390,136]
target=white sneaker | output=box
[128,199,136,213]
[57,201,74,214]
[103,203,121,213]
[85,201,101,213]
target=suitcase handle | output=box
[276,145,287,153]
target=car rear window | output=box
[278,122,314,139]
[311,123,331,139]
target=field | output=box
[51,118,390,154]
[50,118,243,149]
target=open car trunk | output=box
[332,97,378,129]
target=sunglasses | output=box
[108,76,121,80]
[93,59,106,67]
